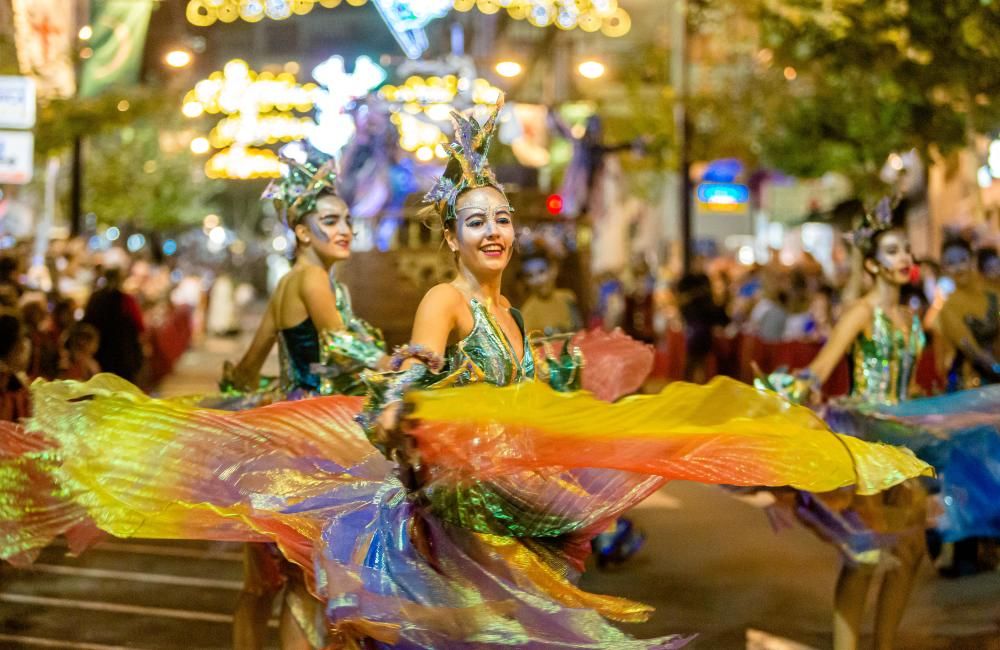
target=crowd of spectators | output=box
[0,238,200,422]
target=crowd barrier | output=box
[652,329,942,396]
[147,304,194,386]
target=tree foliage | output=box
[754,0,1000,188]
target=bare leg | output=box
[279,573,321,650]
[233,544,282,650]
[833,560,875,650]
[873,532,925,650]
[233,589,276,650]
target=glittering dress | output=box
[0,299,931,648]
[794,308,1000,557]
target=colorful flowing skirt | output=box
[825,386,1000,544]
[1,375,931,648]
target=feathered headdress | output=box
[262,141,339,227]
[423,94,505,224]
[847,196,896,255]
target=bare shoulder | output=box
[839,300,874,333]
[419,283,466,311]
[498,294,513,309]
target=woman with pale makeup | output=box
[222,143,387,650]
[0,107,932,650]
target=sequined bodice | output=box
[278,318,321,393]
[278,279,383,395]
[851,308,924,404]
[442,298,534,387]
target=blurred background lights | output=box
[165,49,193,68]
[105,226,121,241]
[577,60,606,79]
[162,239,178,256]
[495,61,523,78]
[126,234,147,253]
[190,137,211,154]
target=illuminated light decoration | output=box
[78,25,93,40]
[309,55,387,155]
[987,139,1000,179]
[191,136,211,154]
[370,0,452,59]
[454,0,629,36]
[545,194,564,215]
[577,60,605,79]
[696,182,750,212]
[205,146,283,179]
[185,0,368,26]
[165,49,193,68]
[162,239,178,256]
[210,113,315,148]
[379,74,503,160]
[495,60,523,78]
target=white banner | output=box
[0,130,35,184]
[11,0,76,99]
[0,76,37,129]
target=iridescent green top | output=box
[361,297,588,539]
[278,279,385,396]
[430,298,534,389]
[851,307,925,405]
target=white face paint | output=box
[295,194,353,264]
[449,186,515,276]
[870,229,913,286]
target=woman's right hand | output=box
[220,360,256,392]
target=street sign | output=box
[0,76,36,129]
[0,130,34,184]
[697,182,750,212]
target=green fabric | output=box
[79,0,153,98]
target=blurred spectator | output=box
[21,299,60,380]
[519,251,582,336]
[978,246,1000,289]
[0,256,24,303]
[50,297,77,342]
[83,267,145,383]
[747,272,788,343]
[624,257,656,343]
[60,323,102,381]
[677,272,729,383]
[0,311,31,421]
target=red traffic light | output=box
[545,194,563,215]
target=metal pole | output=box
[671,0,692,273]
[70,137,83,237]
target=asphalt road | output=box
[2,331,998,649]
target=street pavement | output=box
[2,330,998,649]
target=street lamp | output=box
[495,60,523,78]
[577,60,606,80]
[165,49,193,69]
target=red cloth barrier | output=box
[147,305,194,386]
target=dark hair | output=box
[0,311,23,359]
[941,235,973,258]
[65,322,99,351]
[976,246,998,273]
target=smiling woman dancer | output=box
[217,142,387,650]
[758,200,1000,649]
[0,99,931,649]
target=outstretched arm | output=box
[805,302,871,385]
